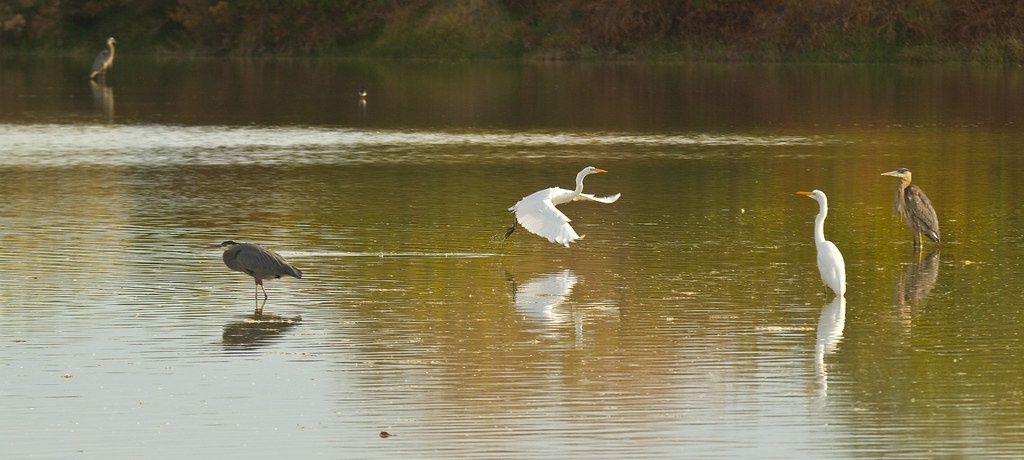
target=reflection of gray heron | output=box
[797,190,846,298]
[223,313,301,348]
[89,80,114,120]
[206,241,302,312]
[896,249,940,307]
[815,296,846,396]
[882,168,940,248]
[505,166,621,247]
[90,37,117,80]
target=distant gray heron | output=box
[881,168,940,248]
[207,241,302,311]
[90,37,117,80]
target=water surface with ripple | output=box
[3,59,1024,458]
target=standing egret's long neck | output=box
[813,199,827,244]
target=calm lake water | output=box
[3,57,1024,458]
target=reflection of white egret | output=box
[797,190,846,298]
[514,270,578,323]
[815,296,846,395]
[505,166,621,247]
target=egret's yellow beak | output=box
[796,191,813,196]
[595,168,608,173]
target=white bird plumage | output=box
[505,166,621,247]
[797,190,846,298]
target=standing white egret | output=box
[504,166,621,247]
[797,190,846,298]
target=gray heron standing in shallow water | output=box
[90,37,117,80]
[881,168,940,248]
[207,241,302,313]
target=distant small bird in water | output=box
[881,168,940,248]
[358,87,367,99]
[90,37,117,80]
[206,241,302,312]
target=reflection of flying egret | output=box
[90,37,117,80]
[881,168,940,248]
[815,296,846,395]
[797,190,846,298]
[514,270,578,323]
[505,166,621,247]
[206,241,303,312]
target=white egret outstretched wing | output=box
[511,188,581,247]
[576,192,621,204]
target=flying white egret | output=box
[504,166,621,247]
[797,190,846,298]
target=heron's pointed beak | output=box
[204,244,225,249]
[796,191,813,196]
[881,170,900,177]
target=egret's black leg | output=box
[503,213,517,240]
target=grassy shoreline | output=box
[5,1,1024,63]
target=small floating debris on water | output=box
[379,431,393,438]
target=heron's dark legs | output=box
[256,278,268,300]
[503,213,517,240]
[252,278,269,315]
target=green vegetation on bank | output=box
[4,0,1024,62]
